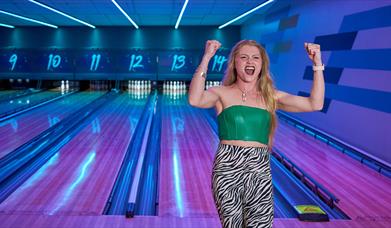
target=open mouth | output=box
[244,66,255,75]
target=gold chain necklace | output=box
[236,84,257,102]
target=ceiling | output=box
[0,0,281,28]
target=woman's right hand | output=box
[189,40,221,108]
[204,40,221,59]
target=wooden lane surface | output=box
[0,214,390,228]
[0,92,103,159]
[0,91,62,114]
[158,96,219,217]
[0,94,146,215]
[0,90,20,99]
[274,120,391,219]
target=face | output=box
[234,45,262,83]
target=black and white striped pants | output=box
[212,143,273,228]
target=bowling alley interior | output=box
[0,0,390,227]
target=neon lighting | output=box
[30,139,49,155]
[212,55,228,72]
[175,0,189,29]
[0,9,57,28]
[173,149,184,217]
[0,153,59,206]
[146,165,153,204]
[171,54,186,71]
[50,151,96,214]
[129,54,144,71]
[92,118,101,133]
[9,54,17,71]
[0,23,14,28]
[90,54,101,71]
[0,119,18,132]
[218,0,274,29]
[20,153,59,190]
[28,0,95,28]
[171,115,185,217]
[48,116,60,127]
[111,0,139,29]
[11,119,18,131]
[47,54,61,70]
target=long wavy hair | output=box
[223,40,278,148]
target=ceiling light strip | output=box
[175,0,189,29]
[28,0,95,28]
[218,0,274,29]
[0,9,57,28]
[0,23,15,28]
[111,0,139,29]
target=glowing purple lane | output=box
[0,93,147,215]
[0,92,104,159]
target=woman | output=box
[188,40,324,228]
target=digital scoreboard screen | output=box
[207,49,230,74]
[0,48,230,81]
[0,49,33,77]
[34,50,73,73]
[75,50,115,72]
[117,50,157,80]
[74,50,115,79]
[158,50,199,80]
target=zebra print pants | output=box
[212,143,273,228]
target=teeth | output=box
[245,66,255,75]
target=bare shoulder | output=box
[206,84,229,96]
[208,84,234,94]
[273,89,286,100]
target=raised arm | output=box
[276,42,325,112]
[188,40,221,108]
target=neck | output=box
[235,79,258,93]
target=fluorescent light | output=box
[218,0,274,29]
[175,0,189,29]
[28,0,95,28]
[111,0,139,29]
[0,9,58,28]
[0,23,15,28]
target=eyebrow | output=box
[239,54,261,57]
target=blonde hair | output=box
[223,40,278,148]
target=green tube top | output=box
[217,105,271,145]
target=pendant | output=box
[242,92,247,102]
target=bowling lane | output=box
[0,90,33,104]
[274,118,391,218]
[0,92,148,215]
[158,94,297,218]
[0,90,64,115]
[0,90,20,99]
[159,94,219,217]
[0,90,18,95]
[0,91,104,159]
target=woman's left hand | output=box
[304,42,322,65]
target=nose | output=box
[246,58,253,64]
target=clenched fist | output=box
[304,42,322,65]
[204,40,221,59]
